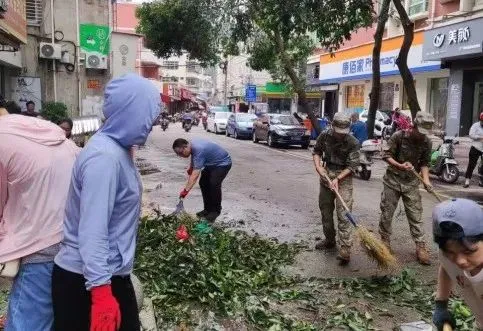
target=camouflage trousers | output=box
[379,183,424,243]
[319,173,353,248]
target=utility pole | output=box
[219,58,228,105]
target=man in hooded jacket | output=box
[52,74,161,331]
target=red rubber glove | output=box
[176,224,190,241]
[90,284,121,331]
[187,167,193,175]
[179,188,190,199]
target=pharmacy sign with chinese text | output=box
[423,17,483,61]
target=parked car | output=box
[252,113,310,149]
[208,105,230,113]
[360,110,390,138]
[207,111,231,133]
[226,113,257,139]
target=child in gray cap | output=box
[432,198,483,331]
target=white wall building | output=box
[215,55,272,104]
[159,53,216,99]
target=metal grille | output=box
[26,0,42,26]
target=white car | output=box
[360,110,390,138]
[207,111,230,133]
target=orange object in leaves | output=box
[176,225,190,241]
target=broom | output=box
[321,173,397,269]
[410,169,445,203]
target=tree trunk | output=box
[368,0,391,139]
[392,0,421,119]
[274,31,322,134]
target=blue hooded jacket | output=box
[55,74,160,289]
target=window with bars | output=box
[186,77,200,86]
[407,0,428,16]
[26,0,42,26]
[162,61,179,70]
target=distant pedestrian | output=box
[58,118,73,139]
[173,138,232,223]
[312,112,360,264]
[432,198,483,330]
[349,112,368,145]
[379,111,435,265]
[23,101,38,117]
[52,74,161,331]
[463,111,483,188]
[1,115,78,331]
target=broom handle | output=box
[410,169,444,202]
[443,323,453,331]
[320,172,359,228]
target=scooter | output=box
[161,118,169,131]
[182,118,192,132]
[429,136,460,184]
[357,139,380,180]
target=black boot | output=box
[204,212,221,223]
[196,210,208,218]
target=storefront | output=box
[423,17,483,136]
[319,31,445,120]
[162,83,181,114]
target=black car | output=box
[252,114,310,149]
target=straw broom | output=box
[321,173,397,269]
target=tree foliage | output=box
[137,0,374,133]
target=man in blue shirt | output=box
[173,138,232,222]
[350,112,368,145]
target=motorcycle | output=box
[357,139,380,180]
[161,118,169,131]
[429,136,460,184]
[182,118,192,132]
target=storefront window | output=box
[345,85,365,112]
[429,78,448,131]
[268,98,291,114]
[379,82,395,111]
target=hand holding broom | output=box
[410,169,444,203]
[320,172,397,269]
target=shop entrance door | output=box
[473,82,483,123]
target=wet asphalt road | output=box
[137,124,481,279]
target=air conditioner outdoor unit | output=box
[85,52,108,70]
[39,42,62,60]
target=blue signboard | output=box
[245,84,257,102]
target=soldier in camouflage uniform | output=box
[379,111,435,265]
[312,113,360,264]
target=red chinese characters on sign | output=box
[87,80,101,89]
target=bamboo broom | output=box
[321,173,397,269]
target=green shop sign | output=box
[80,24,110,56]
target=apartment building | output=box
[314,0,483,135]
[115,0,216,110]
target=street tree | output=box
[392,0,421,119]
[136,0,374,134]
[367,0,391,139]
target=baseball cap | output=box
[433,198,483,242]
[414,111,434,135]
[332,113,351,134]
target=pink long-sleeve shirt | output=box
[0,115,78,263]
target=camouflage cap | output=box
[332,112,351,134]
[414,111,434,135]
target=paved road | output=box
[137,124,480,279]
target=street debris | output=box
[134,214,475,330]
